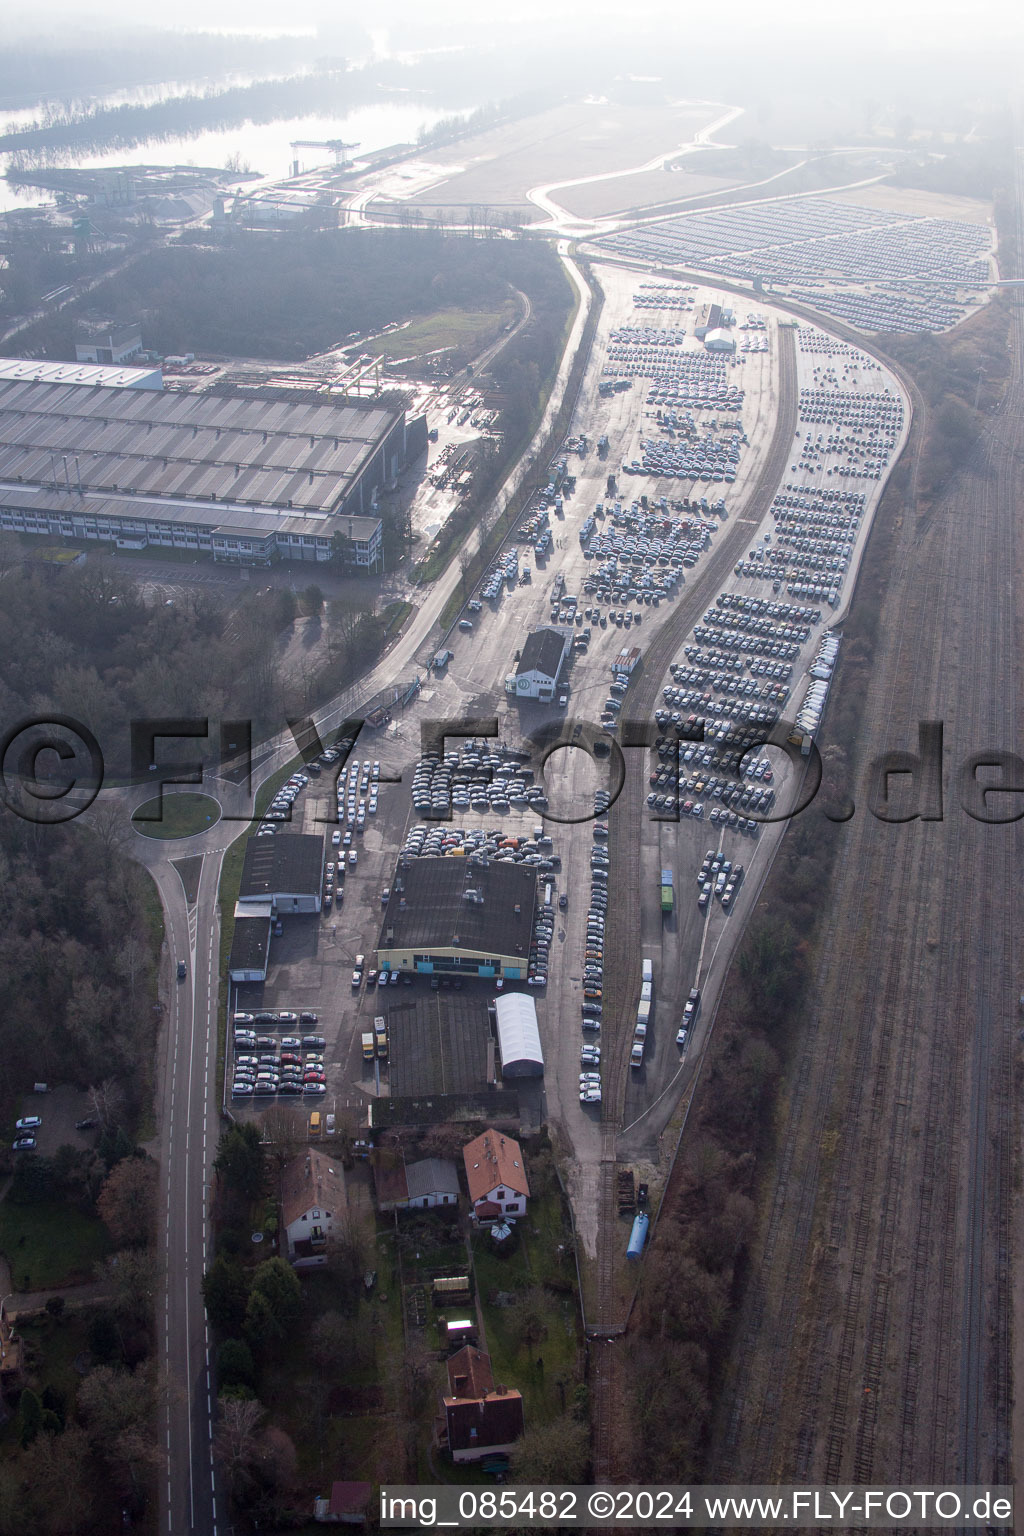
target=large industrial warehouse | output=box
[0,361,426,566]
[377,857,538,980]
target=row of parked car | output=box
[580,797,610,1104]
[232,1008,327,1098]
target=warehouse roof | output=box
[0,373,401,516]
[227,914,271,978]
[387,995,491,1098]
[238,833,324,902]
[378,858,536,960]
[516,627,568,680]
[0,357,161,390]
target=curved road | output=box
[87,242,594,1536]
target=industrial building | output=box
[386,994,493,1098]
[504,627,571,702]
[0,357,163,391]
[492,992,544,1078]
[74,316,144,366]
[704,327,736,354]
[0,366,425,567]
[377,858,537,980]
[227,912,272,983]
[694,302,723,340]
[237,833,324,915]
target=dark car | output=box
[176,961,187,980]
[75,1117,99,1131]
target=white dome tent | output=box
[493,992,544,1078]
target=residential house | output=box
[281,1149,345,1269]
[441,1346,524,1463]
[462,1128,530,1223]
[373,1155,461,1213]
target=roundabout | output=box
[131,792,222,840]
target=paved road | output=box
[88,246,594,1536]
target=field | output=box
[374,100,719,220]
[557,167,736,221]
[372,303,517,364]
[0,1197,110,1290]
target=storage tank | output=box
[626,1212,649,1260]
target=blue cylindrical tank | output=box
[626,1212,649,1261]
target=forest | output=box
[14,226,570,365]
[0,554,401,779]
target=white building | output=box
[463,1128,530,1223]
[281,1149,345,1269]
[504,627,571,702]
[704,327,736,354]
[373,1156,461,1212]
[493,992,544,1078]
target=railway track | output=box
[712,169,1022,1492]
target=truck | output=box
[660,868,674,914]
[636,1000,650,1032]
[613,645,642,676]
[641,958,653,984]
[373,1016,388,1059]
[361,1032,376,1062]
[597,434,609,458]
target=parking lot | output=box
[220,266,908,1257]
[591,195,995,332]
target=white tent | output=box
[493,992,544,1077]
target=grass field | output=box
[0,1197,111,1290]
[371,303,515,363]
[132,792,221,839]
[470,1188,582,1424]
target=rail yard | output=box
[16,67,1013,1525]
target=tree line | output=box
[16,225,570,365]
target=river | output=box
[1,81,466,212]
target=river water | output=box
[1,88,462,212]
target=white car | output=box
[331,830,342,846]
[579,1071,602,1084]
[580,1087,602,1104]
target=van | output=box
[308,1111,322,1137]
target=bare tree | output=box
[214,1396,265,1502]
[88,1077,126,1130]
